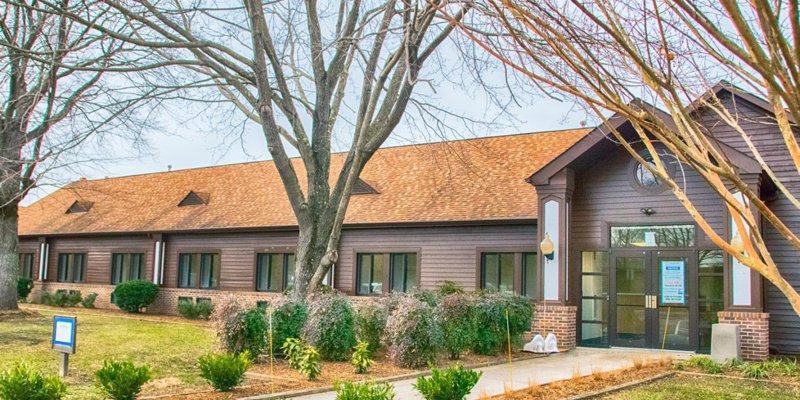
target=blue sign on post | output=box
[52,316,77,354]
[660,260,686,305]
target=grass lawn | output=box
[602,374,800,399]
[0,306,215,400]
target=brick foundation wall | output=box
[31,282,281,315]
[718,311,769,361]
[531,303,577,351]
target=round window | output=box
[635,156,661,188]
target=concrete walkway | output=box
[292,347,690,400]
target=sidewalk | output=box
[290,347,688,400]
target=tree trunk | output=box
[0,201,20,311]
[291,222,335,301]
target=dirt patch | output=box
[485,358,674,399]
[0,309,42,322]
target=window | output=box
[522,253,538,298]
[481,253,514,292]
[111,253,144,284]
[580,251,609,346]
[357,253,384,295]
[698,250,724,353]
[57,253,85,283]
[178,253,220,289]
[19,253,34,279]
[634,155,660,188]
[178,191,208,206]
[66,200,92,214]
[256,253,295,292]
[628,150,674,194]
[610,224,695,248]
[390,253,417,293]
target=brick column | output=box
[718,311,769,361]
[532,303,577,351]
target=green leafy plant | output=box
[334,380,395,400]
[178,300,213,320]
[0,363,67,400]
[384,296,442,368]
[351,341,374,374]
[16,277,33,301]
[281,338,305,369]
[269,297,308,355]
[112,281,158,313]
[355,300,388,353]
[41,290,82,308]
[195,301,214,320]
[211,297,268,357]
[470,291,532,355]
[413,364,482,400]
[761,358,799,376]
[742,362,769,379]
[303,292,357,361]
[65,291,82,307]
[297,346,322,380]
[95,360,151,400]
[198,352,252,392]
[437,281,464,297]
[676,356,723,374]
[81,293,98,309]
[437,293,475,359]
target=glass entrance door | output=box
[609,250,696,350]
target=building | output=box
[18,83,800,360]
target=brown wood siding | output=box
[46,236,154,285]
[162,232,297,291]
[336,225,537,294]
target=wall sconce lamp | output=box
[540,233,555,261]
[730,233,745,254]
[640,207,656,216]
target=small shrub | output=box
[41,290,82,308]
[64,291,82,307]
[676,356,723,374]
[762,358,799,376]
[742,362,769,379]
[352,341,374,374]
[198,352,252,392]
[355,300,388,353]
[303,292,357,361]
[437,293,475,359]
[17,277,33,301]
[437,280,464,297]
[383,296,442,368]
[95,360,151,400]
[195,301,213,320]
[334,380,395,400]
[280,338,321,380]
[211,296,268,357]
[178,301,200,319]
[408,288,438,307]
[413,364,482,400]
[81,293,98,309]
[0,363,67,400]
[268,297,308,355]
[112,281,158,313]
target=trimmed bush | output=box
[211,296,268,356]
[471,291,532,355]
[0,363,67,400]
[95,360,151,400]
[355,300,387,353]
[112,281,158,313]
[383,296,442,368]
[351,341,373,374]
[268,297,308,355]
[16,277,33,301]
[198,352,251,392]
[334,380,395,400]
[178,300,214,320]
[437,293,475,359]
[303,292,357,361]
[81,293,98,309]
[41,290,82,308]
[413,364,481,400]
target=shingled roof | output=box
[19,129,589,236]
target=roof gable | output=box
[66,200,92,214]
[178,191,209,207]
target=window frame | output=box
[255,252,296,293]
[480,252,515,292]
[18,252,35,279]
[177,251,221,289]
[353,248,421,296]
[110,252,145,285]
[475,248,537,296]
[57,253,86,283]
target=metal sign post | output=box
[52,316,77,377]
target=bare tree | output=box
[0,0,184,310]
[462,1,800,316]
[37,0,474,300]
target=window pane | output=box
[178,254,193,288]
[111,254,122,284]
[372,255,384,294]
[130,254,143,280]
[483,254,499,290]
[390,253,417,293]
[698,250,724,353]
[581,252,608,274]
[73,254,84,283]
[284,254,295,290]
[581,298,607,321]
[357,254,374,295]
[699,250,724,274]
[256,254,271,291]
[198,254,220,289]
[499,253,514,292]
[582,275,608,297]
[522,253,537,298]
[610,225,695,248]
[581,322,608,346]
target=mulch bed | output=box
[488,358,674,400]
